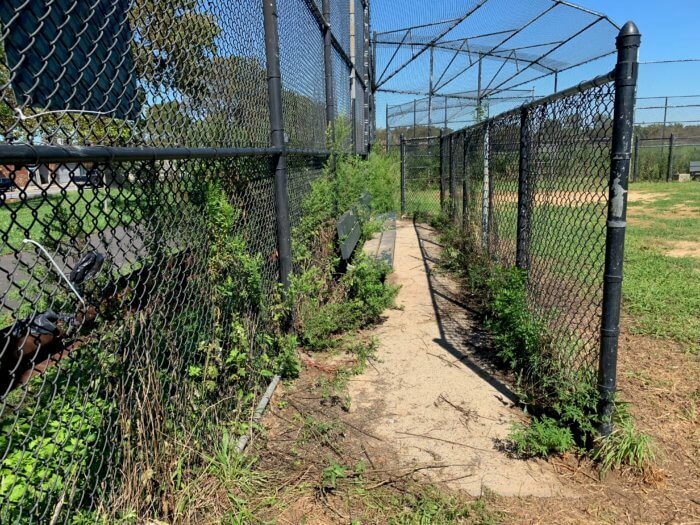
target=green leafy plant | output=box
[507,416,576,458]
[321,462,348,491]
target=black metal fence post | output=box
[516,106,530,270]
[598,21,641,436]
[632,134,639,183]
[666,133,674,182]
[462,133,468,231]
[322,0,335,147]
[400,134,406,214]
[363,1,370,153]
[386,105,390,152]
[449,135,456,220]
[439,129,445,212]
[481,122,490,250]
[263,0,292,292]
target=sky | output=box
[377,0,700,129]
[581,0,700,98]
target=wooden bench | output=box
[690,161,700,181]
[337,192,372,261]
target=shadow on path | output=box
[412,220,517,404]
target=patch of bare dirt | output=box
[493,330,700,524]
[663,240,700,258]
[348,220,567,498]
[627,192,668,203]
[251,341,499,524]
[498,191,604,207]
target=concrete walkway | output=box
[348,219,566,497]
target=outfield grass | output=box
[624,182,699,350]
[0,188,141,254]
[405,181,700,351]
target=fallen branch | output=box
[395,430,497,454]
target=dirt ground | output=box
[251,220,699,524]
[347,221,564,498]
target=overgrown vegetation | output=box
[0,114,402,521]
[435,218,655,471]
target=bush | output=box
[298,254,398,351]
[508,416,576,458]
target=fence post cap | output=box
[616,21,641,45]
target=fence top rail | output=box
[403,135,440,143]
[442,69,615,140]
[0,144,331,164]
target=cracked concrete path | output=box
[348,219,566,497]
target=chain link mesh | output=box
[0,0,369,521]
[402,78,616,396]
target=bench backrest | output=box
[337,209,362,261]
[336,192,373,261]
[690,161,700,173]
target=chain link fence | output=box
[0,0,372,521]
[400,23,640,432]
[631,95,700,182]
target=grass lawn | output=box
[0,188,142,255]
[405,180,700,351]
[624,182,700,350]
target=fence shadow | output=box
[412,219,517,404]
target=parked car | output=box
[0,177,16,194]
[72,169,103,188]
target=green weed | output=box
[593,403,656,475]
[507,416,576,458]
[385,486,500,525]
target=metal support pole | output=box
[428,46,434,132]
[371,30,377,147]
[386,105,390,152]
[632,134,639,183]
[598,21,641,437]
[516,106,530,270]
[449,135,456,220]
[263,0,292,292]
[477,53,483,120]
[413,99,417,138]
[666,133,674,182]
[400,134,406,214]
[439,129,445,212]
[323,0,335,148]
[363,3,370,153]
[554,71,559,93]
[661,96,668,140]
[444,96,448,131]
[462,134,468,231]
[481,123,490,249]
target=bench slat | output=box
[337,209,362,261]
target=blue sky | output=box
[378,0,700,128]
[582,0,700,98]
